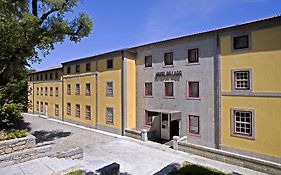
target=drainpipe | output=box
[62,73,64,121]
[95,60,98,129]
[32,81,34,114]
[214,32,220,149]
[121,50,125,136]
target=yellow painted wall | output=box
[220,26,281,158]
[63,74,96,126]
[126,58,136,129]
[64,60,96,74]
[27,82,33,113]
[97,56,122,129]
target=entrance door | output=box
[161,113,170,140]
[170,120,179,140]
[44,102,48,116]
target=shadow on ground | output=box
[17,116,31,132]
[32,129,72,143]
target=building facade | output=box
[27,15,281,163]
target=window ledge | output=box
[144,95,153,98]
[144,67,153,70]
[231,133,255,140]
[106,122,114,125]
[162,65,174,68]
[163,96,175,99]
[187,97,201,100]
[186,62,200,66]
[187,133,201,137]
[106,95,114,97]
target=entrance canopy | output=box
[147,109,181,121]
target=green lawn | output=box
[169,162,227,175]
[0,129,27,141]
[65,170,84,175]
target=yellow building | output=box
[28,66,63,120]
[220,16,281,162]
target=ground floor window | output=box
[86,105,91,120]
[55,104,59,116]
[231,109,254,139]
[106,107,114,124]
[75,104,80,118]
[189,115,199,135]
[40,102,43,112]
[145,110,158,126]
[67,103,71,115]
[36,101,39,111]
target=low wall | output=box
[124,128,142,140]
[178,139,281,175]
[0,134,36,155]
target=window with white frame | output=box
[189,115,199,135]
[145,82,152,96]
[164,82,173,97]
[232,110,253,137]
[234,70,250,90]
[164,52,173,66]
[145,55,152,67]
[86,105,91,120]
[67,84,71,95]
[76,84,80,95]
[106,81,113,96]
[75,104,80,117]
[55,104,59,116]
[188,48,199,63]
[106,107,114,124]
[86,83,91,95]
[188,82,199,98]
[67,103,71,115]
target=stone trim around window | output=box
[231,68,252,93]
[231,32,252,52]
[230,108,255,140]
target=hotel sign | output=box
[155,70,182,77]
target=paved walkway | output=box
[1,114,267,175]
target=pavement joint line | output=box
[18,164,27,175]
[43,160,56,174]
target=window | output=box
[37,88,39,95]
[67,84,71,95]
[29,76,32,81]
[75,104,80,117]
[55,72,58,79]
[36,75,39,81]
[67,66,71,74]
[232,109,254,138]
[86,83,91,96]
[36,101,39,111]
[189,115,199,135]
[144,82,152,96]
[50,87,53,96]
[188,82,199,98]
[67,103,71,115]
[50,73,53,80]
[45,73,48,80]
[40,74,43,80]
[86,63,91,72]
[106,107,114,124]
[164,82,173,97]
[234,70,250,90]
[188,48,199,63]
[40,102,43,112]
[86,105,91,120]
[164,52,173,66]
[45,87,48,96]
[106,81,113,96]
[145,56,152,67]
[76,65,80,73]
[76,84,80,95]
[40,87,43,95]
[55,87,59,97]
[55,104,59,116]
[233,35,249,50]
[145,110,158,126]
[107,59,113,69]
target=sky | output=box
[32,0,281,70]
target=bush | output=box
[0,129,27,141]
[0,102,24,128]
[66,170,84,175]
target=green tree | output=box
[0,0,93,128]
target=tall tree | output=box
[0,0,93,85]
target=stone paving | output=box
[0,114,267,175]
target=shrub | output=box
[0,102,24,129]
[0,129,27,141]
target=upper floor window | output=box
[40,87,43,95]
[76,84,80,95]
[145,56,152,67]
[189,115,199,135]
[106,107,114,124]
[29,76,32,81]
[86,63,91,72]
[67,66,71,74]
[50,87,53,96]
[188,82,199,98]
[107,59,113,69]
[144,82,152,96]
[45,87,48,96]
[86,105,91,120]
[86,83,91,96]
[188,48,199,63]
[50,73,53,80]
[36,75,39,81]
[55,87,59,97]
[37,88,39,95]
[233,70,250,90]
[233,35,249,50]
[106,81,113,96]
[55,72,59,79]
[164,52,173,66]
[40,74,43,80]
[76,65,80,73]
[231,109,254,139]
[45,73,48,80]
[164,82,174,97]
[67,84,71,95]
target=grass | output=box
[65,170,84,175]
[0,129,27,141]
[169,162,227,175]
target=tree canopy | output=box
[0,0,93,85]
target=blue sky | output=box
[33,0,281,70]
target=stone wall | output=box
[124,128,142,140]
[0,134,36,155]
